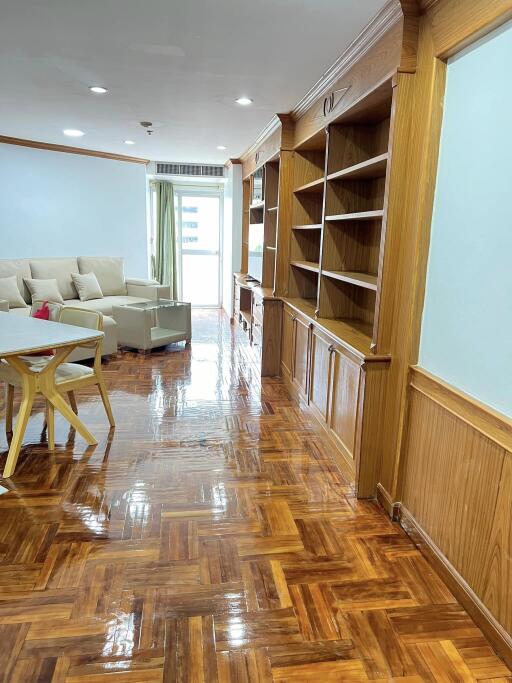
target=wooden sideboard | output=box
[232,273,282,377]
[280,299,389,497]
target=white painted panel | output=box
[419,21,512,417]
[0,144,148,277]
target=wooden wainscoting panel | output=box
[411,367,512,452]
[402,367,512,644]
[480,451,512,636]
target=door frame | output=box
[174,185,224,308]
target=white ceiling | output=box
[0,0,387,164]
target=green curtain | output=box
[152,181,177,297]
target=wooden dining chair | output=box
[3,306,115,448]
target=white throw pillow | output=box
[0,275,28,309]
[24,278,65,304]
[30,258,79,300]
[71,272,104,302]
[77,257,127,296]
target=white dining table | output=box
[0,312,103,477]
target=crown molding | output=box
[0,135,149,164]
[292,0,403,120]
[239,115,282,165]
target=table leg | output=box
[3,374,36,478]
[41,388,97,446]
[47,401,55,451]
[5,385,14,434]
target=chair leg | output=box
[97,379,115,427]
[68,391,78,414]
[47,401,55,451]
[3,381,35,478]
[6,385,14,434]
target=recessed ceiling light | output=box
[89,86,108,94]
[217,145,227,150]
[63,129,84,137]
[124,140,135,145]
[235,97,253,106]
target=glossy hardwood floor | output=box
[0,309,510,682]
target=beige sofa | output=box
[0,257,170,361]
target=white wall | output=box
[419,21,512,417]
[222,163,242,316]
[0,143,149,277]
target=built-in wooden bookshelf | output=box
[287,133,326,308]
[318,96,391,343]
[243,156,282,292]
[282,79,393,351]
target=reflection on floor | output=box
[0,309,509,682]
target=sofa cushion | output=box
[0,259,32,303]
[30,258,79,300]
[78,257,127,296]
[71,272,104,301]
[0,275,28,309]
[64,295,149,316]
[24,278,65,304]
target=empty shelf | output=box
[290,260,320,274]
[293,177,325,194]
[292,224,323,231]
[325,210,384,222]
[327,153,388,181]
[323,270,378,291]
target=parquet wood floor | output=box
[0,309,509,682]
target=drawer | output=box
[252,297,264,325]
[252,319,263,346]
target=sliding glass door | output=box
[175,189,222,307]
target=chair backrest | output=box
[58,306,103,332]
[31,300,63,321]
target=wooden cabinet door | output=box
[281,306,294,378]
[292,316,310,399]
[309,328,332,422]
[329,349,361,460]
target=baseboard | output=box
[398,504,512,670]
[376,482,400,519]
